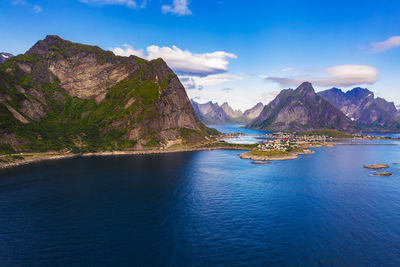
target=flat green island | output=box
[239,148,314,161]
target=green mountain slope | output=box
[0,35,216,154]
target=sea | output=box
[0,125,399,266]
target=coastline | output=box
[238,141,398,162]
[1,140,398,170]
[0,145,253,170]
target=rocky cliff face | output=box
[318,87,400,132]
[0,53,13,63]
[191,100,234,124]
[248,82,355,132]
[191,100,263,124]
[0,35,214,154]
[243,102,264,120]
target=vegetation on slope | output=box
[0,38,215,154]
[298,129,352,138]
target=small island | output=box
[373,172,393,176]
[363,164,390,169]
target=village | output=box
[256,132,332,152]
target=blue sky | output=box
[1,0,400,110]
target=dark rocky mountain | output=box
[0,35,215,154]
[248,82,355,132]
[318,87,400,132]
[0,53,13,63]
[191,100,263,124]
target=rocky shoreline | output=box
[0,145,254,170]
[1,140,398,170]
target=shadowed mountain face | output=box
[191,100,264,125]
[0,35,215,154]
[319,88,400,132]
[248,82,355,132]
[0,53,13,63]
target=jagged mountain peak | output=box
[345,87,374,98]
[248,82,355,132]
[295,81,315,96]
[318,87,400,132]
[0,36,213,153]
[191,100,263,125]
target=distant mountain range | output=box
[0,53,13,63]
[318,88,400,132]
[248,82,356,132]
[0,35,215,154]
[247,82,400,133]
[191,100,264,125]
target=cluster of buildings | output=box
[257,139,299,152]
[256,132,332,152]
[266,132,331,142]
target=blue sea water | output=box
[0,125,400,266]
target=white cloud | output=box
[12,0,42,13]
[111,44,145,58]
[162,0,191,15]
[111,44,237,76]
[266,65,379,87]
[370,36,400,53]
[33,5,42,13]
[179,74,242,90]
[78,0,139,8]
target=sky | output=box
[1,0,400,110]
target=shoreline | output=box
[1,140,398,170]
[0,145,253,170]
[238,141,398,162]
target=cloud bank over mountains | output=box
[111,44,236,76]
[111,44,239,89]
[265,65,379,87]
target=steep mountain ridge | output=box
[191,100,264,124]
[243,102,264,120]
[248,82,355,132]
[0,35,214,154]
[318,87,400,132]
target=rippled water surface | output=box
[1,126,400,266]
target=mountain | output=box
[0,53,13,63]
[248,82,355,132]
[243,102,264,120]
[191,100,233,124]
[318,87,400,132]
[0,35,215,154]
[191,100,264,124]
